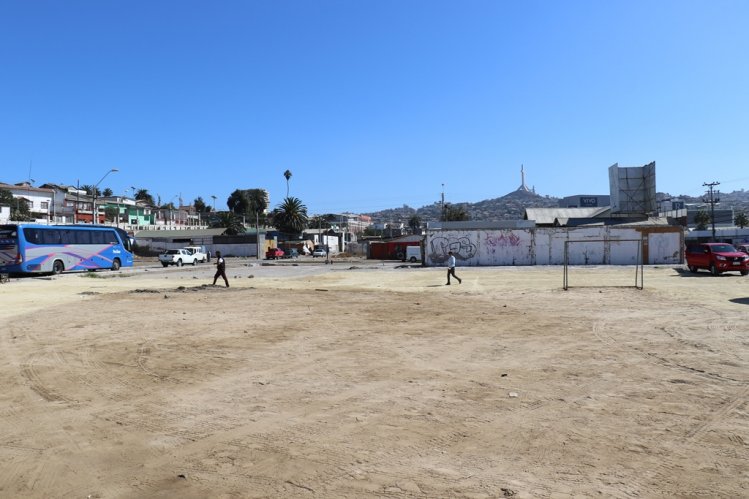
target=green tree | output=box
[210,212,246,235]
[283,169,292,197]
[104,206,119,222]
[135,189,155,205]
[442,203,470,222]
[102,188,113,197]
[0,188,13,207]
[271,197,308,235]
[735,211,749,229]
[0,188,31,221]
[193,197,209,213]
[408,215,422,233]
[694,210,710,230]
[227,189,268,226]
[246,189,269,227]
[226,189,249,214]
[11,199,32,221]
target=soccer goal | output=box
[563,238,644,290]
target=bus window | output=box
[23,228,41,244]
[61,229,75,245]
[40,229,62,245]
[75,231,92,245]
[104,231,118,245]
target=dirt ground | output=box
[1,258,748,498]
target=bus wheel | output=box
[52,260,64,274]
[111,258,121,271]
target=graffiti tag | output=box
[429,236,477,262]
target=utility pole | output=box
[441,183,445,222]
[702,181,720,241]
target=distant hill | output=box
[365,188,749,224]
[365,188,561,224]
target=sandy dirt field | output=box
[1,258,748,498]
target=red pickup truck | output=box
[685,243,749,276]
[265,248,285,260]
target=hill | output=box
[365,188,560,224]
[366,189,749,225]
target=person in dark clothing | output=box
[212,251,229,287]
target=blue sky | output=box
[2,0,748,214]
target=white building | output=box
[0,182,55,221]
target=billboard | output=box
[609,162,657,215]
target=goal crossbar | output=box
[563,239,644,291]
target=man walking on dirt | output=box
[212,251,229,287]
[446,251,462,285]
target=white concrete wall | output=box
[138,240,260,258]
[646,232,682,264]
[425,226,683,266]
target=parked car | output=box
[183,246,208,263]
[312,248,327,258]
[685,243,749,276]
[266,248,285,260]
[402,246,422,263]
[736,244,749,255]
[159,248,199,267]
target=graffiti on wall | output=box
[484,232,521,253]
[429,236,477,263]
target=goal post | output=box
[563,238,644,290]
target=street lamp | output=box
[170,195,178,226]
[91,168,118,225]
[211,195,217,212]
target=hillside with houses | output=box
[366,188,749,226]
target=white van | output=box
[404,246,421,263]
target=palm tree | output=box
[271,196,308,236]
[210,212,246,235]
[283,170,292,197]
[102,188,113,197]
[135,188,155,205]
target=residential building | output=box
[0,182,55,221]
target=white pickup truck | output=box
[159,249,200,267]
[183,246,208,263]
